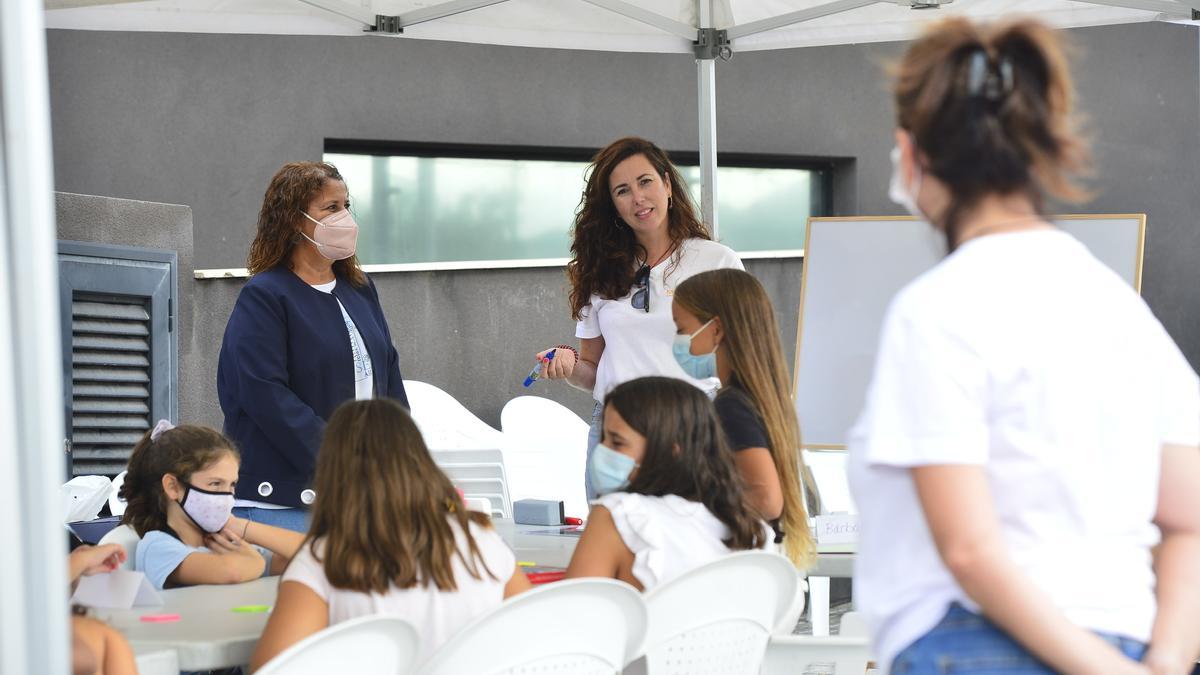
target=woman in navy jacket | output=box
[218,161,409,531]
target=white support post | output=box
[0,1,70,674]
[697,0,719,234]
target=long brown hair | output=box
[893,18,1089,250]
[674,269,818,569]
[304,399,496,593]
[567,137,710,319]
[605,377,767,552]
[119,425,239,537]
[247,161,366,286]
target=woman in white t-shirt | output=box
[850,17,1200,675]
[565,377,771,591]
[250,399,532,670]
[535,137,743,499]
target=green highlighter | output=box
[232,605,271,613]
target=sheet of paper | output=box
[71,569,163,609]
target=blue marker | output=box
[523,349,556,387]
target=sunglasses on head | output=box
[631,265,650,313]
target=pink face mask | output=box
[299,209,359,261]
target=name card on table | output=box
[814,514,858,545]
[72,569,163,609]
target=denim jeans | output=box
[232,506,310,534]
[583,401,603,502]
[892,603,1146,674]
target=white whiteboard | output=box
[793,215,1146,449]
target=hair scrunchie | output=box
[149,419,175,442]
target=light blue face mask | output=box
[589,442,638,496]
[672,319,717,380]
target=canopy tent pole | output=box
[0,0,70,673]
[696,0,720,234]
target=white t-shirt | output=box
[575,238,743,402]
[594,492,771,591]
[312,279,374,401]
[848,229,1200,672]
[282,518,516,665]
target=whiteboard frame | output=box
[791,213,1147,452]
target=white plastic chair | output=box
[405,380,507,450]
[108,470,127,517]
[255,615,421,675]
[97,523,140,571]
[430,448,512,518]
[419,578,647,675]
[629,550,800,675]
[500,395,589,519]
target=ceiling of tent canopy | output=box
[44,0,1199,52]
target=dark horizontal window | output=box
[324,141,832,266]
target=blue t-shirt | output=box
[135,529,272,590]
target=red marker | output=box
[564,517,583,526]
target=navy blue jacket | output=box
[217,266,409,508]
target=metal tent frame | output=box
[286,0,1200,232]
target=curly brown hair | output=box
[247,161,366,287]
[567,137,710,320]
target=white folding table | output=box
[93,576,278,671]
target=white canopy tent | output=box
[7,1,1198,668]
[43,0,1200,229]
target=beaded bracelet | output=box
[555,344,579,363]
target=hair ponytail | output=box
[893,18,1090,250]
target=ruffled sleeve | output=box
[594,492,715,589]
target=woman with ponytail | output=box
[672,268,818,570]
[850,17,1200,674]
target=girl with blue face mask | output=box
[118,423,305,590]
[565,377,771,592]
[672,269,820,571]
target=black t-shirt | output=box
[714,383,769,452]
[713,381,783,543]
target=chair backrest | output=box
[108,470,127,517]
[430,449,512,518]
[97,523,140,571]
[255,615,420,675]
[405,380,506,450]
[420,578,647,675]
[638,551,799,675]
[500,396,589,519]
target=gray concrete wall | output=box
[54,192,207,424]
[45,21,1200,427]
